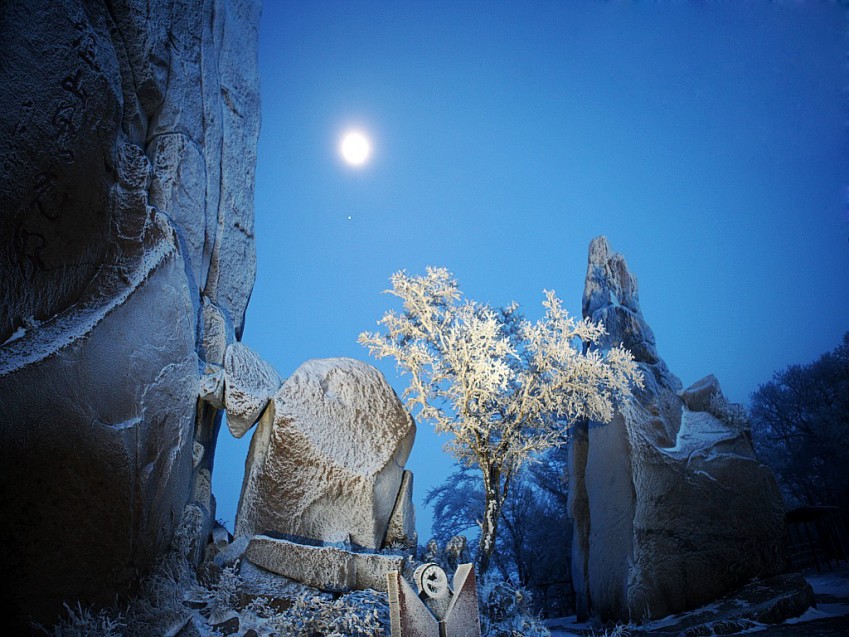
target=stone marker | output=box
[442,565,482,637]
[386,563,481,637]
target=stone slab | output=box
[246,535,405,593]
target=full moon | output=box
[339,130,372,166]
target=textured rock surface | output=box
[236,358,416,550]
[246,535,405,593]
[221,342,283,437]
[0,0,260,628]
[625,573,815,636]
[384,470,418,549]
[569,236,786,622]
[679,373,722,412]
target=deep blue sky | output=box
[213,2,849,540]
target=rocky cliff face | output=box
[0,0,261,629]
[569,237,786,622]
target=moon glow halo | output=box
[339,130,372,166]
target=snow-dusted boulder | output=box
[679,373,722,412]
[0,0,260,628]
[246,535,406,593]
[569,237,786,622]
[236,358,416,550]
[220,342,283,438]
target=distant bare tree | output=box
[750,333,849,508]
[425,448,571,592]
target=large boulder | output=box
[568,237,786,622]
[0,0,260,629]
[236,358,416,551]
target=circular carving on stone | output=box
[414,562,449,599]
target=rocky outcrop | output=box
[569,237,786,622]
[0,0,260,629]
[236,358,417,551]
[625,573,815,636]
[216,342,284,438]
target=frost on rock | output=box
[384,470,418,549]
[236,357,415,549]
[235,358,418,592]
[0,0,261,629]
[246,535,405,593]
[679,373,722,412]
[221,342,283,438]
[569,236,787,623]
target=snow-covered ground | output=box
[771,569,849,631]
[806,569,849,600]
[546,567,849,636]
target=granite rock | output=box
[569,237,786,622]
[222,342,283,438]
[679,373,722,413]
[384,470,418,549]
[235,358,416,550]
[245,535,406,593]
[0,0,260,628]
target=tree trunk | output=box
[477,465,502,575]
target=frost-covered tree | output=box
[359,267,642,573]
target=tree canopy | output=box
[359,267,642,572]
[750,332,849,509]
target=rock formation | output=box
[0,0,261,629]
[235,358,418,591]
[236,358,416,548]
[569,236,786,622]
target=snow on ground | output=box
[1,326,26,346]
[546,567,849,636]
[786,603,849,624]
[807,569,849,599]
[545,615,591,636]
[780,568,849,627]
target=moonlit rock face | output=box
[0,0,261,628]
[235,358,416,550]
[569,236,786,622]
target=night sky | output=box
[212,2,849,540]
